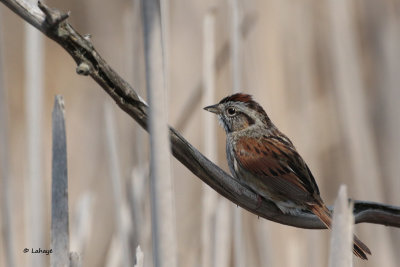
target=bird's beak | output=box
[203,104,221,114]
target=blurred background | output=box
[1,0,400,266]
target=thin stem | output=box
[141,0,177,266]
[50,95,70,267]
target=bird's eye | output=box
[227,107,236,116]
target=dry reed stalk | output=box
[129,2,153,263]
[230,0,241,94]
[202,9,217,166]
[134,246,144,267]
[0,9,16,267]
[50,95,69,267]
[124,0,150,253]
[141,0,177,266]
[104,104,133,267]
[24,17,44,267]
[202,9,218,267]
[160,0,169,97]
[328,185,354,267]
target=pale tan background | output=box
[0,0,400,266]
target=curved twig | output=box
[1,0,399,229]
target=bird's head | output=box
[204,93,271,134]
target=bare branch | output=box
[1,0,399,229]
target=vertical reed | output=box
[201,9,218,267]
[24,15,44,267]
[141,0,177,266]
[104,104,133,267]
[328,185,353,267]
[50,95,70,267]
[0,9,15,267]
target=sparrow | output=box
[204,93,371,260]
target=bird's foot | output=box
[255,194,263,210]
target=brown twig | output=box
[1,0,399,229]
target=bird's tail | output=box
[310,204,371,260]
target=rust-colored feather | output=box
[234,135,320,204]
[219,93,254,104]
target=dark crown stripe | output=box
[219,93,253,104]
[219,93,271,125]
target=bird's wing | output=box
[233,135,320,204]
